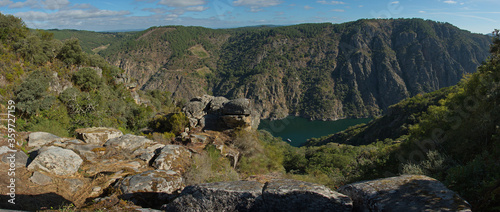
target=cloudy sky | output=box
[0,0,498,33]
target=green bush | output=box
[72,67,102,92]
[148,112,189,135]
[57,38,86,65]
[15,70,54,116]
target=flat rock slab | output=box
[117,170,184,208]
[1,150,28,167]
[166,179,352,212]
[104,134,155,152]
[28,132,61,148]
[75,127,123,145]
[166,181,264,212]
[263,179,353,212]
[30,171,52,185]
[152,145,192,174]
[27,146,83,176]
[338,175,472,212]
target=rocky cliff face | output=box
[101,19,491,120]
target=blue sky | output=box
[0,0,498,33]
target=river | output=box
[258,116,372,147]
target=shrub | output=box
[57,38,86,65]
[148,112,189,135]
[72,67,102,92]
[15,70,54,116]
[184,145,239,185]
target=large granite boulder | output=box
[27,146,83,176]
[75,127,123,145]
[263,179,352,212]
[223,98,251,115]
[182,95,259,130]
[104,134,155,152]
[338,175,472,212]
[166,180,353,212]
[165,181,264,212]
[28,132,62,148]
[117,170,184,208]
[152,145,192,174]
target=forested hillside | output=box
[0,13,176,137]
[79,19,491,120]
[292,31,500,211]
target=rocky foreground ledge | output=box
[0,127,472,211]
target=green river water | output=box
[258,116,372,147]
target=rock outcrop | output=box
[151,145,192,174]
[263,179,353,212]
[75,127,123,145]
[182,95,260,131]
[165,181,265,212]
[104,134,155,151]
[117,170,184,208]
[338,175,472,212]
[28,132,62,148]
[166,179,353,212]
[27,146,83,176]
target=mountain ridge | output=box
[53,18,492,120]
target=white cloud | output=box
[158,0,206,7]
[391,1,399,4]
[444,0,457,4]
[16,9,131,21]
[42,0,70,10]
[0,0,12,7]
[8,0,39,9]
[317,1,345,5]
[185,6,208,11]
[304,5,313,10]
[143,7,168,14]
[331,9,344,12]
[233,0,283,12]
[419,10,426,13]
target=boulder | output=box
[165,181,264,212]
[30,171,52,185]
[75,127,123,145]
[166,180,351,212]
[183,101,206,120]
[262,179,352,212]
[117,170,184,208]
[182,95,258,130]
[104,134,155,152]
[338,175,472,212]
[207,96,229,112]
[66,143,102,161]
[152,145,192,174]
[27,146,83,176]
[1,150,29,167]
[132,143,165,162]
[221,115,253,129]
[223,98,251,115]
[28,132,61,148]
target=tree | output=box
[15,71,55,116]
[72,67,102,92]
[0,12,28,43]
[57,38,86,65]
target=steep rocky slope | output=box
[98,19,491,120]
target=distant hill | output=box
[47,29,139,53]
[86,18,491,121]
